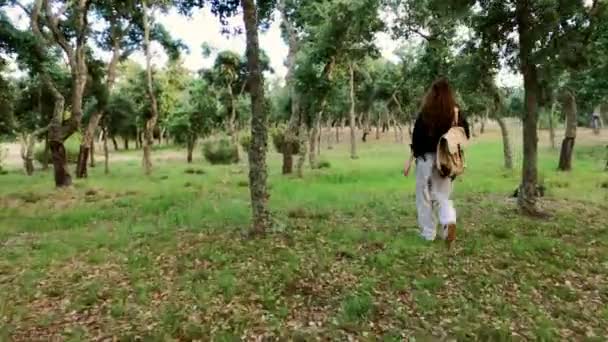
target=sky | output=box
[3,4,522,87]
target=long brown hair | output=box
[419,78,457,136]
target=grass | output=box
[0,129,607,340]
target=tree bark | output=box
[20,131,41,175]
[349,62,358,159]
[142,0,159,176]
[112,137,119,151]
[103,125,109,175]
[558,90,577,171]
[187,137,194,163]
[228,84,239,160]
[242,0,271,235]
[548,103,556,149]
[309,113,321,168]
[516,0,540,214]
[296,124,308,178]
[42,134,50,170]
[89,139,95,168]
[497,117,514,170]
[44,75,72,187]
[326,119,333,150]
[336,121,341,143]
[480,109,488,134]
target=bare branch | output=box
[42,0,75,64]
[13,0,31,15]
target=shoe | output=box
[445,223,456,248]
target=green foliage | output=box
[271,126,299,154]
[317,160,331,169]
[202,138,239,165]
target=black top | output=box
[411,112,470,158]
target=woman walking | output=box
[404,78,470,244]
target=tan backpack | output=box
[436,111,468,178]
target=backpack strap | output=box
[452,108,459,127]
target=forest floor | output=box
[1,128,607,341]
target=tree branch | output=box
[42,0,75,65]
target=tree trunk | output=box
[317,122,321,156]
[142,0,159,176]
[135,127,140,149]
[43,75,72,187]
[309,113,321,169]
[282,146,293,174]
[187,137,194,163]
[112,137,119,151]
[376,122,380,140]
[336,122,341,143]
[76,112,102,178]
[480,109,488,134]
[242,0,271,235]
[497,117,513,170]
[103,126,109,175]
[42,134,50,170]
[558,90,577,171]
[349,63,357,159]
[124,138,129,150]
[89,139,95,168]
[279,0,300,175]
[516,0,540,214]
[326,119,333,150]
[79,35,120,176]
[228,85,240,161]
[296,124,308,178]
[548,103,556,149]
[20,133,36,175]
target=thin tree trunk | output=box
[89,139,95,168]
[480,109,488,134]
[242,0,271,235]
[349,62,357,159]
[187,137,194,163]
[124,138,129,150]
[135,127,140,149]
[548,104,556,149]
[316,119,321,156]
[517,0,540,214]
[309,113,321,169]
[279,0,299,175]
[296,124,308,178]
[497,117,513,170]
[42,134,50,170]
[326,119,333,150]
[103,125,109,175]
[336,122,341,143]
[112,137,119,151]
[20,131,45,176]
[376,121,380,140]
[558,90,577,171]
[142,0,159,175]
[228,85,240,161]
[76,111,101,178]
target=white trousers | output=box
[415,153,457,241]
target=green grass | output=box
[1,132,607,340]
